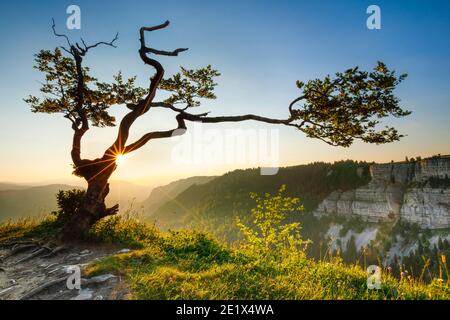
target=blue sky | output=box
[0,0,449,185]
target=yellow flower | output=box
[441,255,446,264]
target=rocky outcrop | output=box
[314,155,450,229]
[0,243,131,300]
[400,188,450,228]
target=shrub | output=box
[52,189,85,224]
[236,185,311,266]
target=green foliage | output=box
[24,48,147,127]
[159,65,220,107]
[52,189,85,224]
[292,62,410,147]
[236,185,310,264]
[89,213,160,248]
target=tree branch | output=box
[123,114,187,154]
[51,18,72,52]
[71,127,88,165]
[288,95,305,115]
[120,98,309,155]
[104,21,187,159]
[79,33,119,55]
[143,47,188,56]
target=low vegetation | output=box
[1,187,449,300]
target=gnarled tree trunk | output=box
[61,158,119,241]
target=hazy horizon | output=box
[2,152,449,187]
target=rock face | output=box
[314,155,450,229]
[400,188,450,228]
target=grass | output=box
[1,214,450,300]
[81,219,450,299]
[83,210,450,300]
[2,186,450,301]
[0,216,59,243]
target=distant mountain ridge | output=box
[0,183,30,191]
[141,176,216,215]
[0,180,152,222]
[0,184,76,222]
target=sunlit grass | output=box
[2,214,449,300]
[84,209,450,300]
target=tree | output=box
[25,20,411,240]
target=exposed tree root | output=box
[14,247,52,265]
[41,246,68,259]
[1,241,65,263]
[1,243,39,260]
[19,276,67,300]
[0,239,38,248]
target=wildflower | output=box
[441,255,446,264]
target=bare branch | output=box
[150,101,305,129]
[121,99,308,155]
[144,47,188,56]
[150,102,185,112]
[123,114,187,154]
[181,111,304,129]
[79,32,119,54]
[51,18,72,52]
[288,95,305,114]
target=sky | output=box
[0,0,449,187]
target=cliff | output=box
[314,155,450,229]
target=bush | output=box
[52,189,85,224]
[236,185,311,266]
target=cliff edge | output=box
[314,155,450,229]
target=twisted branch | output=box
[104,21,188,159]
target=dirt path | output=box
[0,240,131,300]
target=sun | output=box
[115,154,126,165]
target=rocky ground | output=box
[0,240,131,300]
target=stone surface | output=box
[314,155,450,229]
[0,244,131,300]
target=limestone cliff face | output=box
[400,188,450,228]
[314,156,450,229]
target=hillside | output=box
[105,180,151,210]
[145,158,450,280]
[0,183,29,191]
[141,176,215,215]
[0,184,77,222]
[149,161,371,230]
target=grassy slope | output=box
[3,216,447,300]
